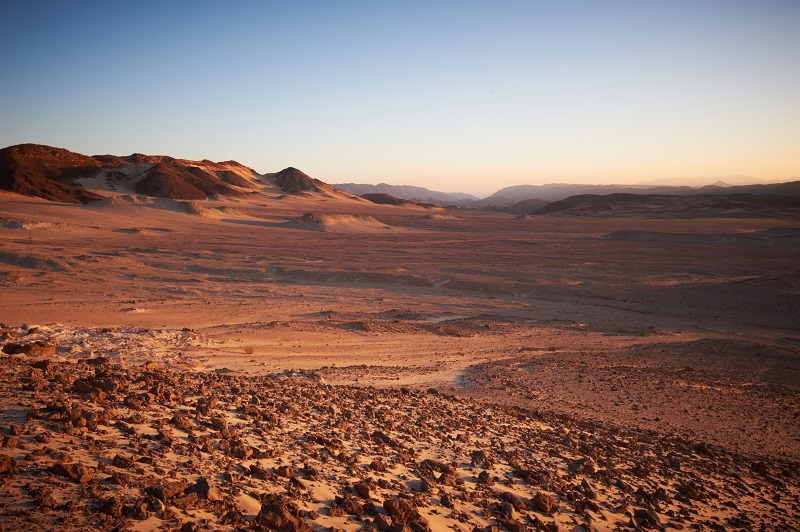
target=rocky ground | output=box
[1,325,799,531]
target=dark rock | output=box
[172,491,200,510]
[567,457,595,474]
[275,464,293,478]
[440,493,453,508]
[383,497,425,525]
[147,479,190,501]
[478,470,493,486]
[370,459,387,472]
[99,497,123,517]
[3,341,55,356]
[334,494,364,516]
[0,455,19,475]
[112,454,136,470]
[256,494,311,531]
[501,492,526,512]
[634,508,661,527]
[374,514,392,531]
[354,482,372,499]
[250,463,273,480]
[531,492,555,515]
[50,462,92,484]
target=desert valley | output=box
[0,144,799,531]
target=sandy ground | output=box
[1,190,799,530]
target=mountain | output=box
[333,183,478,204]
[359,193,414,206]
[636,174,767,187]
[0,144,105,204]
[499,198,549,216]
[468,181,800,208]
[265,167,344,196]
[0,144,347,204]
[530,193,800,219]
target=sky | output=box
[1,1,798,196]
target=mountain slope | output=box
[0,144,104,204]
[334,183,478,204]
[532,193,800,219]
[480,181,800,206]
[0,144,351,203]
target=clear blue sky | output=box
[2,1,798,195]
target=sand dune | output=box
[285,212,391,232]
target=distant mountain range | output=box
[336,179,800,212]
[333,183,479,205]
[532,193,800,219]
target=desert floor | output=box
[1,191,798,531]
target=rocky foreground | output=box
[1,331,799,531]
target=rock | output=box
[439,471,459,486]
[2,342,21,354]
[187,477,223,501]
[0,455,19,475]
[275,464,293,478]
[148,479,190,501]
[654,487,670,503]
[634,508,661,527]
[440,493,453,507]
[498,519,526,532]
[374,514,392,531]
[112,454,136,470]
[370,459,387,472]
[532,492,556,515]
[567,457,594,474]
[211,416,229,431]
[334,494,364,516]
[3,341,55,356]
[372,430,395,446]
[501,492,526,512]
[354,482,372,499]
[580,478,596,499]
[172,491,200,510]
[250,464,273,480]
[50,462,92,484]
[383,497,425,525]
[478,470,494,486]
[255,494,311,531]
[99,497,123,517]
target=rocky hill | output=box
[0,144,105,204]
[531,193,800,219]
[0,144,343,204]
[334,183,478,205]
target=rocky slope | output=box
[0,144,345,204]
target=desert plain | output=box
[1,185,799,531]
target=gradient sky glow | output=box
[2,1,799,196]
